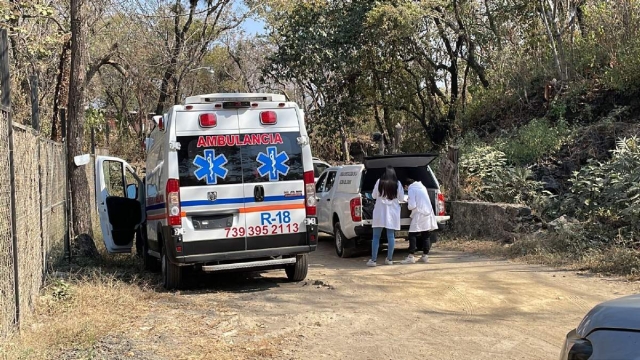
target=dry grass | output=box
[0,269,156,359]
[437,235,640,281]
[0,251,283,360]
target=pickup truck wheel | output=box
[334,222,354,258]
[162,246,183,290]
[285,254,308,282]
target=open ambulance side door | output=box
[94,156,145,253]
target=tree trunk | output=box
[339,121,350,162]
[52,38,71,141]
[68,0,96,251]
[539,0,566,81]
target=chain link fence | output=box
[13,125,44,324]
[0,28,96,338]
[0,109,16,338]
[41,140,67,267]
[0,118,69,337]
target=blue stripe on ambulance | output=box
[145,195,305,211]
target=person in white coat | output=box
[401,177,438,264]
[367,166,404,267]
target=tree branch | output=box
[86,43,121,85]
[105,60,127,77]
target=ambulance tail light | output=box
[350,197,362,222]
[303,171,317,216]
[260,111,277,125]
[437,192,446,216]
[199,113,217,127]
[166,179,182,226]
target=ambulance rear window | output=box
[243,131,304,183]
[177,131,304,187]
[177,137,243,187]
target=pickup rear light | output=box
[303,170,317,216]
[166,179,182,226]
[437,192,446,216]
[350,197,362,222]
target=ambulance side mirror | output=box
[74,154,91,166]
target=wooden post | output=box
[0,29,9,108]
[394,123,402,153]
[447,145,460,201]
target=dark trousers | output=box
[408,231,431,255]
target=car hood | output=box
[364,154,438,169]
[577,294,640,336]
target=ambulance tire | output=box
[162,245,183,290]
[285,254,308,282]
[333,222,354,258]
[135,228,144,258]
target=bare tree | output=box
[68,0,125,254]
[153,0,250,114]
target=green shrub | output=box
[459,143,547,206]
[559,137,640,246]
[602,35,640,96]
[497,118,571,165]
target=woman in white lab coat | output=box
[367,166,404,267]
[401,177,438,264]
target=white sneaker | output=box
[420,255,429,263]
[401,255,416,264]
[366,259,377,267]
[384,258,394,265]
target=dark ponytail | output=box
[378,165,398,200]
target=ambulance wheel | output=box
[143,238,160,273]
[334,222,354,258]
[285,254,308,282]
[162,246,183,290]
[135,228,144,258]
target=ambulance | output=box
[94,93,319,290]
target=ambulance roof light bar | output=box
[184,93,287,105]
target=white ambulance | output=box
[94,93,319,290]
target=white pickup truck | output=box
[315,154,450,258]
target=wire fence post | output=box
[91,126,95,154]
[61,108,71,264]
[1,28,20,327]
[30,74,45,280]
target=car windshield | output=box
[314,162,329,177]
[177,131,304,187]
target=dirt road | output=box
[40,237,640,360]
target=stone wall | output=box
[448,201,539,242]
